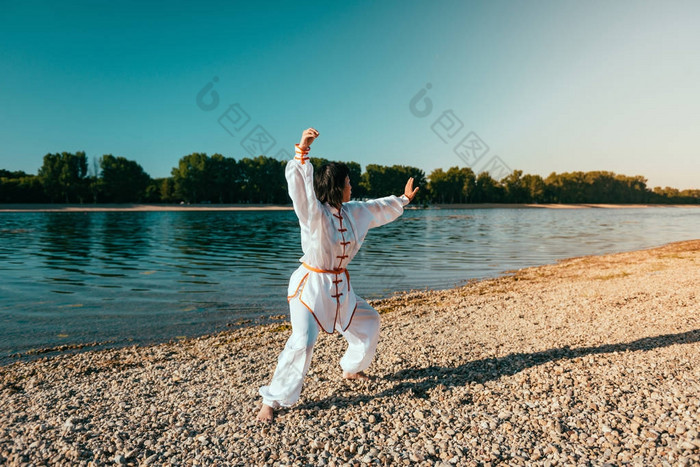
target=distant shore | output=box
[1,203,699,212]
[1,240,699,464]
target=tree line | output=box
[1,151,698,205]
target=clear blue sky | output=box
[2,0,698,189]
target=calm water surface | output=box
[1,207,699,362]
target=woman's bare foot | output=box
[343,370,370,380]
[256,404,274,423]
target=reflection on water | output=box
[1,207,699,361]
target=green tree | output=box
[615,174,649,203]
[99,154,151,203]
[38,151,89,203]
[142,177,173,203]
[460,167,477,203]
[544,172,587,203]
[521,174,546,203]
[361,164,427,201]
[238,156,286,203]
[429,166,476,203]
[172,153,209,203]
[0,170,30,179]
[678,189,700,203]
[159,178,176,203]
[427,168,448,203]
[205,154,239,203]
[502,170,530,203]
[472,172,504,202]
[0,175,47,203]
[544,171,653,204]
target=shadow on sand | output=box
[296,328,700,410]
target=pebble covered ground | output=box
[1,240,699,466]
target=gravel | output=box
[1,240,699,466]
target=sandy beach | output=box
[1,240,700,465]
[1,203,699,212]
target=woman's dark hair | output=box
[314,162,349,208]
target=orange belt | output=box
[303,262,347,274]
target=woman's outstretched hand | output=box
[404,177,419,203]
[299,128,319,151]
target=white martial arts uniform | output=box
[259,144,409,408]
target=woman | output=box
[257,127,419,423]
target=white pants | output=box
[259,295,380,408]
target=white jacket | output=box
[285,144,409,333]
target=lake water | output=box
[1,207,699,363]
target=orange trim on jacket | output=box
[287,272,310,301]
[294,144,310,164]
[302,263,346,274]
[286,263,356,334]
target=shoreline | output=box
[1,202,699,212]
[1,240,699,464]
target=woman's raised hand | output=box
[404,177,419,203]
[299,128,319,150]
